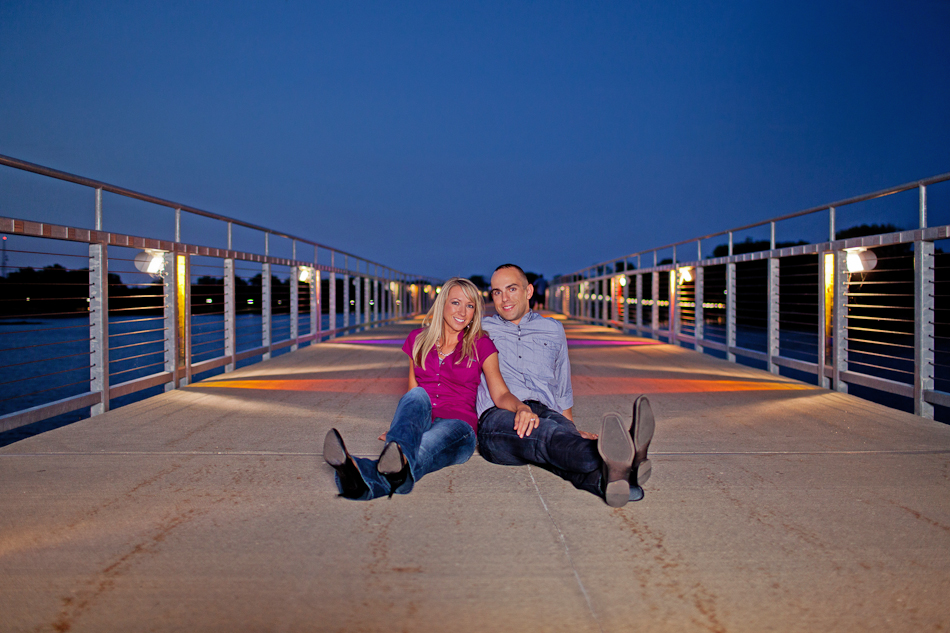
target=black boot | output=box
[323,428,369,499]
[377,441,409,498]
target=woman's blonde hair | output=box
[412,277,486,370]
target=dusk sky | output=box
[1,1,948,280]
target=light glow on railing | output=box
[177,255,187,367]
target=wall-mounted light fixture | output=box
[134,249,166,276]
[845,248,877,273]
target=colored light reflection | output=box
[339,339,404,345]
[196,373,811,397]
[571,376,816,395]
[197,377,407,395]
[567,339,662,347]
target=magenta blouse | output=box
[402,328,499,431]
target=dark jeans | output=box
[477,401,603,498]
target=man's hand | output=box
[513,406,539,438]
[578,429,598,440]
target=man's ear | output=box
[526,284,535,300]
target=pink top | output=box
[402,328,498,431]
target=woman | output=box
[323,277,535,500]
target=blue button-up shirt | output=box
[476,311,574,416]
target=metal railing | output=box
[0,154,441,433]
[552,172,950,420]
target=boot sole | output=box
[323,428,347,467]
[378,441,405,475]
[599,412,634,507]
[632,396,655,486]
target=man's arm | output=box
[552,325,574,412]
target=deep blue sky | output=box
[1,1,948,279]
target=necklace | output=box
[436,338,455,362]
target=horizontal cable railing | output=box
[0,155,443,435]
[553,172,950,421]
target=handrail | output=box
[558,170,950,277]
[0,153,435,280]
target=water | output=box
[0,311,390,445]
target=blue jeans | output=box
[477,401,604,498]
[337,387,477,500]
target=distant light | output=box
[350,300,355,305]
[369,300,375,305]
[679,267,693,283]
[247,299,254,305]
[435,286,442,294]
[205,298,212,304]
[298,267,312,283]
[618,276,627,287]
[846,248,877,273]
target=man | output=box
[476,264,654,507]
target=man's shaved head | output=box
[493,263,529,286]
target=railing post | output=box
[373,266,382,327]
[767,257,780,374]
[831,250,848,393]
[262,262,272,361]
[181,254,192,385]
[363,272,370,327]
[343,263,350,331]
[651,271,659,339]
[329,268,337,339]
[354,270,361,330]
[694,265,704,353]
[635,273,643,335]
[311,268,320,343]
[622,273,630,332]
[290,265,299,352]
[164,251,179,390]
[94,188,103,230]
[726,262,736,362]
[915,239,935,418]
[224,257,235,372]
[89,241,109,415]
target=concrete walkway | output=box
[2,316,949,632]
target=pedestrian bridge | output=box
[2,316,949,632]
[1,156,950,631]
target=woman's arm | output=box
[482,352,538,438]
